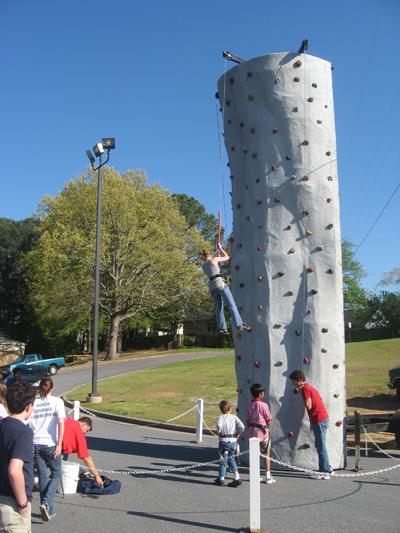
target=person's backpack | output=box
[77,475,121,495]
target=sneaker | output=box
[265,477,276,484]
[237,324,251,332]
[310,472,331,480]
[214,478,225,486]
[219,329,229,336]
[40,503,50,522]
[228,479,242,487]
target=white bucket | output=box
[61,461,80,494]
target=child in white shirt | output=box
[215,400,245,487]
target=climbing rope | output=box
[215,56,229,250]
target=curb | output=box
[62,398,216,437]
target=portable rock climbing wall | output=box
[217,52,346,469]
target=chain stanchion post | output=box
[249,437,261,532]
[354,410,361,471]
[73,401,80,421]
[196,399,204,443]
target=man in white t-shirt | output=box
[28,378,65,522]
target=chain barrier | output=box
[264,427,400,478]
[197,405,219,437]
[97,450,250,477]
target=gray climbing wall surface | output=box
[217,52,346,469]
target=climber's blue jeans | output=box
[211,285,243,330]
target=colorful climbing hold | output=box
[326,198,332,203]
[274,198,281,203]
[294,60,302,67]
[326,223,333,229]
[293,107,298,112]
[284,225,292,230]
[335,421,343,427]
[273,324,282,329]
[307,267,314,273]
[333,364,339,369]
[303,210,309,216]
[316,246,323,252]
[286,155,292,160]
[290,175,296,181]
[295,329,301,336]
[307,97,314,102]
[271,165,277,171]
[326,151,331,156]
[287,431,294,438]
[310,289,318,295]
[326,268,334,274]
[303,357,309,364]
[321,348,327,353]
[312,83,318,88]
[293,77,300,82]
[258,305,264,311]
[256,245,262,251]
[321,328,328,333]
[257,275,263,281]
[303,175,310,181]
[317,119,322,124]
[277,272,284,277]
[257,200,262,205]
[289,248,295,254]
[275,361,283,367]
[255,361,261,368]
[327,176,333,181]
[303,140,310,146]
[272,128,278,133]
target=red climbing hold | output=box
[335,421,343,427]
[287,431,294,438]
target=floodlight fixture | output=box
[86,149,96,165]
[101,137,116,151]
[93,143,104,157]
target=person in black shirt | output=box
[0,382,35,533]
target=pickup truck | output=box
[1,354,65,377]
[387,363,400,399]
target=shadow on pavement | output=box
[87,435,216,463]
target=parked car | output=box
[3,366,49,390]
[387,364,400,399]
[0,353,65,377]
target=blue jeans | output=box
[34,445,62,516]
[312,419,331,473]
[211,285,243,330]
[218,441,238,478]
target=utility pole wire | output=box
[355,178,400,254]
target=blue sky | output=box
[1,0,399,291]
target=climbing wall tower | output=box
[217,52,346,469]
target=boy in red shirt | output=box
[246,383,275,484]
[289,370,332,479]
[62,417,103,486]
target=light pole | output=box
[85,138,116,403]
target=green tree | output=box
[380,268,400,287]
[341,239,367,309]
[0,217,44,348]
[172,193,221,245]
[25,169,208,359]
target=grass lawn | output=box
[66,337,400,427]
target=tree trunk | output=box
[105,315,120,360]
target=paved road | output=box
[30,352,400,533]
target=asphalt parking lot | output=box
[30,415,400,533]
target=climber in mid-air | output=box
[201,244,251,335]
